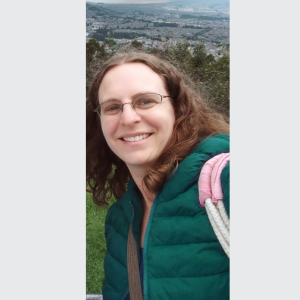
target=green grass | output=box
[86,192,111,294]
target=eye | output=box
[106,105,120,111]
[140,99,155,105]
[134,95,158,108]
[102,102,122,115]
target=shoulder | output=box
[174,133,229,177]
[195,133,229,155]
[161,134,229,201]
[105,179,142,237]
[105,191,131,229]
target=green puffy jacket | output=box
[103,134,230,300]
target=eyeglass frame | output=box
[93,92,171,117]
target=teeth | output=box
[123,134,150,142]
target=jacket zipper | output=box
[142,194,158,300]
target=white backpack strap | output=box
[198,153,230,258]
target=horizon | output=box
[86,0,171,3]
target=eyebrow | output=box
[99,91,158,104]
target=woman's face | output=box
[99,62,175,172]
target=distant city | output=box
[86,0,229,58]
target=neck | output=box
[128,165,156,248]
[127,165,156,206]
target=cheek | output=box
[101,120,116,145]
[164,109,176,134]
[167,120,175,139]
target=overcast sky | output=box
[86,0,170,3]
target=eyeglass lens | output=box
[99,93,164,116]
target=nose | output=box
[119,102,141,125]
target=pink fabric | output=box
[198,153,230,207]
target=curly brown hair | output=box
[86,47,229,206]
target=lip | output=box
[119,132,152,139]
[119,133,152,143]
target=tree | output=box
[191,41,208,72]
[104,37,117,51]
[201,54,230,115]
[131,39,143,49]
[86,38,101,65]
[205,54,215,64]
[86,39,110,94]
[163,40,193,76]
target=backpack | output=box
[198,152,230,258]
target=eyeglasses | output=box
[94,93,171,117]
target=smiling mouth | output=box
[122,134,151,142]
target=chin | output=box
[123,157,155,170]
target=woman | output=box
[86,47,230,300]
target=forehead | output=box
[98,62,166,102]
